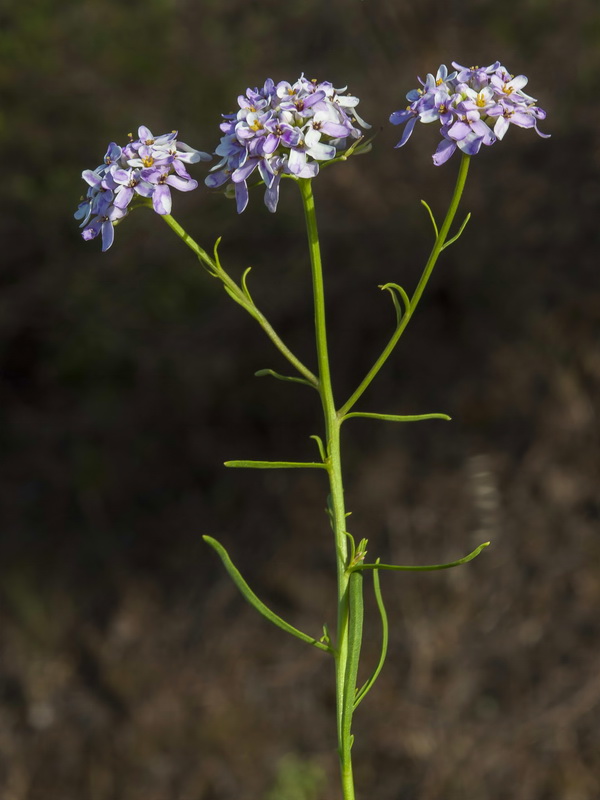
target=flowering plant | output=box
[74,65,548,800]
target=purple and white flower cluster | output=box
[206,76,369,213]
[390,62,549,165]
[74,126,211,250]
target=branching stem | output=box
[160,213,318,388]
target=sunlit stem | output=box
[298,177,358,800]
[340,153,471,417]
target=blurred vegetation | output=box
[1,1,600,799]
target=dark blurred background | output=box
[1,1,599,798]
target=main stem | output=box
[298,178,356,800]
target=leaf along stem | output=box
[352,541,490,572]
[224,460,327,469]
[354,562,388,709]
[203,536,332,653]
[342,411,451,424]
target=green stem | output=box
[340,153,471,417]
[160,213,318,388]
[298,178,358,800]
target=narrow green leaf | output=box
[241,266,254,302]
[378,282,411,326]
[325,493,334,530]
[421,199,439,239]
[355,560,388,709]
[212,236,224,272]
[353,541,490,572]
[224,459,328,469]
[223,283,256,318]
[254,368,314,388]
[309,434,326,462]
[442,211,471,250]
[344,531,357,564]
[342,411,451,424]
[320,132,377,170]
[341,569,364,752]
[203,536,332,653]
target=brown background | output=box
[1,1,599,798]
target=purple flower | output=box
[140,163,198,216]
[110,167,154,210]
[82,204,127,252]
[390,62,549,165]
[206,74,370,213]
[75,127,210,250]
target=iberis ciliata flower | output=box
[390,62,549,165]
[206,75,370,213]
[75,127,211,250]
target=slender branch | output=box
[160,213,319,388]
[339,153,471,417]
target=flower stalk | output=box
[340,152,471,417]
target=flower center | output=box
[142,155,155,168]
[476,93,487,108]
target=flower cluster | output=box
[390,62,549,165]
[206,76,369,213]
[74,126,211,250]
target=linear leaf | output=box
[421,199,439,239]
[379,282,411,326]
[354,541,490,572]
[342,411,451,424]
[309,434,326,462]
[354,561,388,709]
[341,569,364,751]
[224,460,328,469]
[254,369,314,388]
[241,266,254,302]
[203,536,331,653]
[442,212,471,250]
